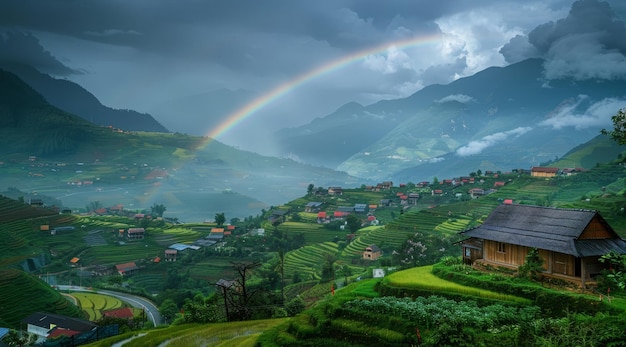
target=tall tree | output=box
[307,183,314,195]
[151,203,166,217]
[215,212,226,226]
[345,214,362,233]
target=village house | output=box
[115,262,139,276]
[460,203,626,288]
[268,209,290,224]
[22,312,97,341]
[126,227,145,241]
[305,201,324,212]
[562,167,585,176]
[363,244,382,261]
[317,211,327,223]
[354,204,368,214]
[380,199,393,207]
[103,307,135,321]
[328,187,343,195]
[531,166,559,178]
[164,249,178,262]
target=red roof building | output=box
[103,307,135,320]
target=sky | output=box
[1,0,626,154]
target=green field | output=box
[70,292,126,321]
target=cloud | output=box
[0,31,79,75]
[500,0,626,80]
[456,127,532,156]
[435,94,476,104]
[539,96,626,130]
[84,29,143,37]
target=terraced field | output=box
[276,221,339,244]
[283,242,339,281]
[71,292,125,321]
[0,269,83,328]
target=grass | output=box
[383,265,531,304]
[84,319,288,347]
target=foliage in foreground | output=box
[256,263,626,347]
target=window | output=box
[497,242,506,253]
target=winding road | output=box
[57,285,162,326]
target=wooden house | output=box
[363,244,382,261]
[460,204,626,287]
[126,227,145,241]
[531,166,559,177]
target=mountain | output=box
[275,58,626,182]
[1,64,168,133]
[0,70,357,222]
[149,88,257,136]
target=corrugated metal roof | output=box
[461,204,626,257]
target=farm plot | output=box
[70,292,125,321]
[277,222,339,244]
[284,242,339,281]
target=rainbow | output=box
[202,33,443,144]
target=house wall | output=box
[579,218,613,239]
[484,240,528,266]
[483,240,576,276]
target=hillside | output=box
[1,64,168,133]
[275,58,626,182]
[0,69,358,221]
[0,270,83,329]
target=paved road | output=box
[57,285,162,326]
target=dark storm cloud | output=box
[0,31,79,75]
[500,0,626,80]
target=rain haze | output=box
[1,0,626,155]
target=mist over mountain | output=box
[0,69,357,222]
[0,64,168,133]
[275,57,626,183]
[149,88,257,139]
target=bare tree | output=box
[216,260,262,321]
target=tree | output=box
[215,212,226,226]
[345,214,362,233]
[159,299,179,324]
[307,183,314,195]
[151,203,166,217]
[601,108,626,144]
[86,200,102,212]
[218,260,262,321]
[518,248,545,281]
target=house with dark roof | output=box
[22,312,97,340]
[305,202,324,212]
[460,204,626,287]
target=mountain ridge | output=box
[1,63,169,133]
[275,58,626,182]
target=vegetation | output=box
[3,122,626,344]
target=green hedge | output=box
[431,263,616,316]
